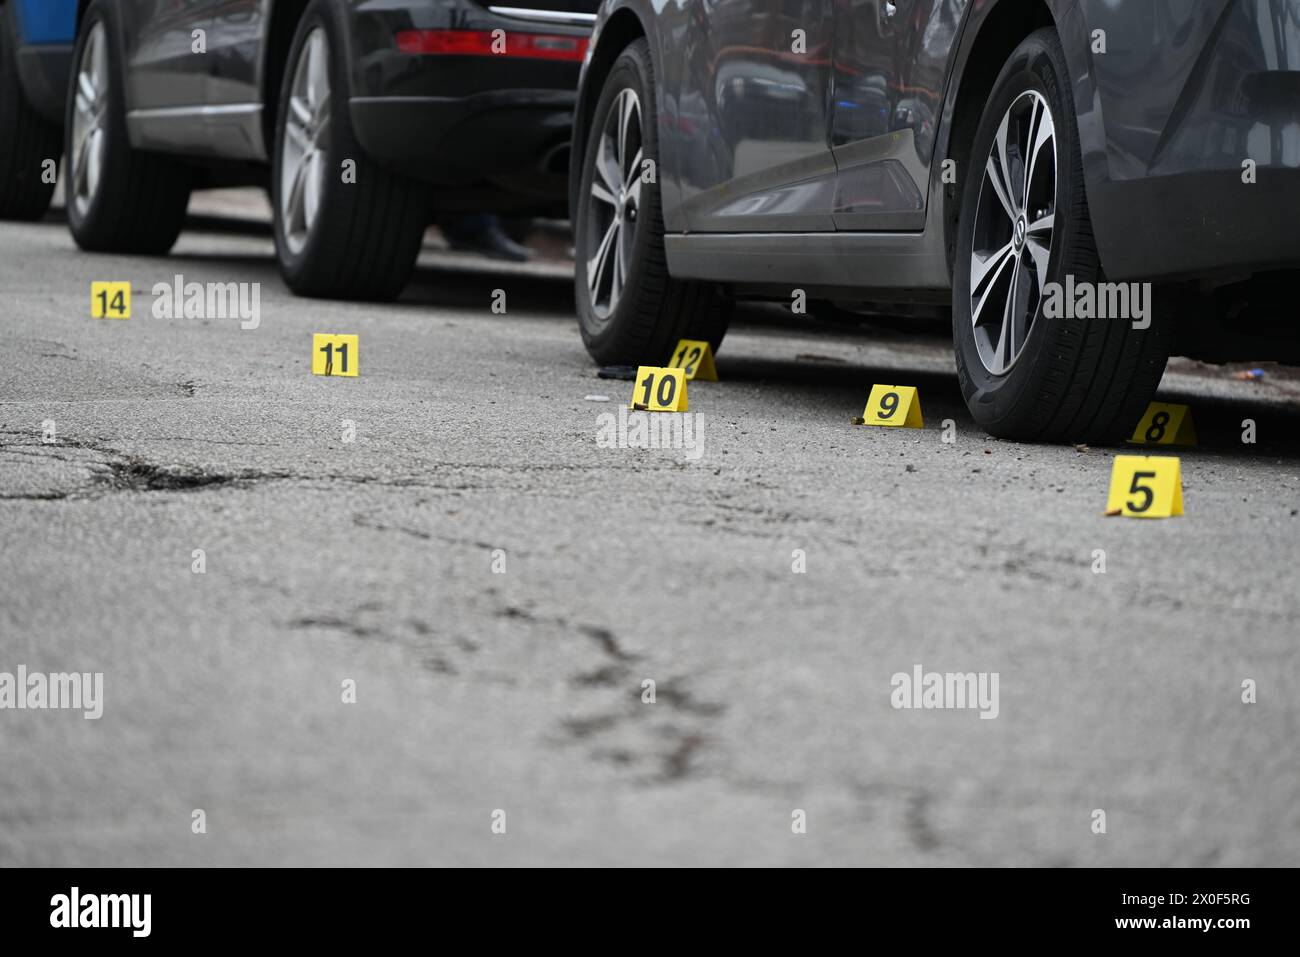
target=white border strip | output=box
[487,7,598,26]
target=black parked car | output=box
[63,0,596,299]
[570,0,1300,443]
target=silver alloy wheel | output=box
[585,87,643,318]
[280,27,331,255]
[69,21,109,217]
[969,89,1057,376]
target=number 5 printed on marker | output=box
[1106,456,1184,518]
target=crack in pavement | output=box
[906,791,941,852]
[0,431,580,501]
[283,589,726,784]
[4,428,733,785]
[0,431,289,499]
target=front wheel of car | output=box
[65,0,191,254]
[272,0,428,300]
[574,38,731,366]
[952,27,1170,444]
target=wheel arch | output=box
[936,0,1102,276]
[259,0,312,162]
[568,3,649,223]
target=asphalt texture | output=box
[2,193,1298,866]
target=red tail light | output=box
[394,30,589,61]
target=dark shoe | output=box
[441,215,532,262]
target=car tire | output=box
[0,5,61,221]
[574,38,731,366]
[952,27,1170,444]
[64,0,191,254]
[272,0,428,301]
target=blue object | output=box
[12,0,78,45]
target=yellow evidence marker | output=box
[1129,402,1197,446]
[1106,455,1184,518]
[669,338,719,381]
[91,282,131,319]
[312,334,359,377]
[630,366,687,412]
[854,384,923,428]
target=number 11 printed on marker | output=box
[312,334,359,377]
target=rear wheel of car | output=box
[952,28,1170,444]
[575,38,731,366]
[65,0,191,254]
[272,0,428,300]
[0,5,61,221]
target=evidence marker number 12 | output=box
[669,339,718,381]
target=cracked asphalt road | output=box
[2,195,1299,866]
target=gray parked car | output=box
[58,0,595,300]
[570,0,1300,443]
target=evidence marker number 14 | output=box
[91,282,130,319]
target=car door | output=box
[198,0,268,158]
[829,0,966,230]
[678,0,838,232]
[120,0,216,151]
[120,0,212,110]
